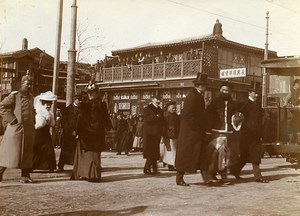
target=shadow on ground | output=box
[101,172,176,183]
[40,205,147,216]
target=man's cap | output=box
[192,73,208,85]
[21,70,32,84]
[164,101,176,111]
[293,79,300,85]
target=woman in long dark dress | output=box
[32,91,57,172]
[71,82,112,182]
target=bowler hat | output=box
[192,73,208,85]
[151,93,161,100]
[74,94,82,99]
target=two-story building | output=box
[80,21,277,115]
[0,38,91,109]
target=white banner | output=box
[219,68,246,79]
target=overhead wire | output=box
[265,0,300,14]
[166,0,297,36]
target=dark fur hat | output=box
[220,80,232,89]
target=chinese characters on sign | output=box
[219,68,246,79]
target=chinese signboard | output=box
[219,68,246,79]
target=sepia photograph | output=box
[0,0,300,215]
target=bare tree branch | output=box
[76,20,105,63]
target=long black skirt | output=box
[71,139,101,181]
[32,126,56,171]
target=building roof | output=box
[261,56,300,68]
[0,47,54,60]
[112,34,277,56]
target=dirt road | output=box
[0,151,299,216]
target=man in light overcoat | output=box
[0,72,36,183]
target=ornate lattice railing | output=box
[102,59,203,83]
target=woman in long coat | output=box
[32,91,57,172]
[71,82,112,182]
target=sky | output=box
[1,0,300,64]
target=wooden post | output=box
[66,0,77,107]
[52,0,63,112]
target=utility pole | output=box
[264,11,269,60]
[51,0,63,145]
[52,0,63,114]
[66,0,78,107]
[200,42,204,73]
[262,11,269,107]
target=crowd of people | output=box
[95,48,202,70]
[0,71,273,185]
[141,72,270,186]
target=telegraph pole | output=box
[52,0,63,114]
[262,11,269,107]
[66,0,78,107]
[264,11,269,60]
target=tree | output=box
[76,19,105,63]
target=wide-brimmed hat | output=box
[192,73,208,85]
[39,91,57,101]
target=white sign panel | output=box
[219,68,246,79]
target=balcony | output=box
[102,59,205,83]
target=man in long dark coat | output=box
[175,73,210,186]
[237,85,269,183]
[0,72,35,183]
[57,94,81,171]
[142,94,164,174]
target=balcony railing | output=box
[102,59,204,83]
